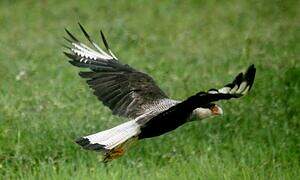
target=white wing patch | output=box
[218,87,231,94]
[236,81,247,93]
[70,42,113,61]
[207,65,256,97]
[64,24,119,65]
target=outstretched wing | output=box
[185,64,256,107]
[206,64,256,97]
[63,23,168,119]
[138,65,256,138]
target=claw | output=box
[103,147,125,162]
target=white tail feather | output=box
[81,120,140,150]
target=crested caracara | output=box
[63,24,256,162]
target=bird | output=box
[63,23,256,162]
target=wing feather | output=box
[207,64,256,97]
[63,24,168,118]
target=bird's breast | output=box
[138,107,192,139]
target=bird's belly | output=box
[138,112,191,139]
[138,120,184,139]
[137,99,192,139]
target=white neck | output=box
[190,108,213,121]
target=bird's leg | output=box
[103,146,125,162]
[110,146,125,159]
[102,136,138,162]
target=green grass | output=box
[0,0,299,179]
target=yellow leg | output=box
[103,136,138,162]
[103,146,125,162]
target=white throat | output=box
[190,106,223,121]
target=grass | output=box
[0,0,299,179]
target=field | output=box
[0,0,299,179]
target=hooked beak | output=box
[211,105,223,115]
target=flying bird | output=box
[63,24,256,162]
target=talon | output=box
[102,137,138,162]
[103,147,125,162]
[113,147,124,155]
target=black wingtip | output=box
[65,28,79,42]
[78,23,92,41]
[225,64,256,93]
[233,72,244,85]
[245,64,256,90]
[63,51,76,60]
[100,30,110,50]
[246,64,256,74]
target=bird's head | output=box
[192,103,223,120]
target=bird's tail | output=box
[75,120,140,161]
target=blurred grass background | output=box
[0,0,299,179]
